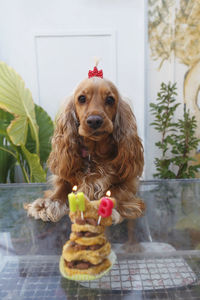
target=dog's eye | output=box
[78,95,86,104]
[105,96,115,105]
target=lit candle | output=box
[68,192,77,212]
[68,186,85,220]
[97,191,113,225]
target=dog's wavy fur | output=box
[25,77,145,223]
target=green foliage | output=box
[150,82,200,178]
[26,104,54,166]
[0,109,16,182]
[171,110,200,178]
[0,62,54,183]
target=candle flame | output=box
[72,185,78,192]
[106,190,111,197]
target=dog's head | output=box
[74,77,119,141]
[48,76,143,181]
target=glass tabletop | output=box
[0,180,200,299]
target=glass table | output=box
[0,180,200,299]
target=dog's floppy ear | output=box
[48,97,82,180]
[112,98,144,180]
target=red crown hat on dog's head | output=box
[88,58,103,79]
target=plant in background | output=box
[148,0,200,144]
[171,110,200,178]
[150,82,200,178]
[0,62,54,183]
[150,82,179,178]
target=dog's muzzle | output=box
[86,115,103,130]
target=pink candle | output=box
[98,194,114,225]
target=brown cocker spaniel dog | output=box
[25,76,145,224]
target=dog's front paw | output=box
[24,198,68,222]
[111,208,124,225]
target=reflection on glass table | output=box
[0,180,200,299]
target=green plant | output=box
[171,110,200,178]
[0,62,54,183]
[150,82,200,178]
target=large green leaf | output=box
[0,108,13,135]
[26,104,54,164]
[0,62,39,153]
[8,116,28,145]
[0,109,16,182]
[0,144,16,183]
[35,105,54,163]
[21,146,46,182]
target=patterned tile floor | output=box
[82,257,196,290]
[0,254,200,300]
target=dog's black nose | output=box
[87,115,103,129]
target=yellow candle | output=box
[76,192,85,211]
[68,193,77,212]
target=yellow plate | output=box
[59,250,116,281]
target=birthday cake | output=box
[60,191,116,279]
